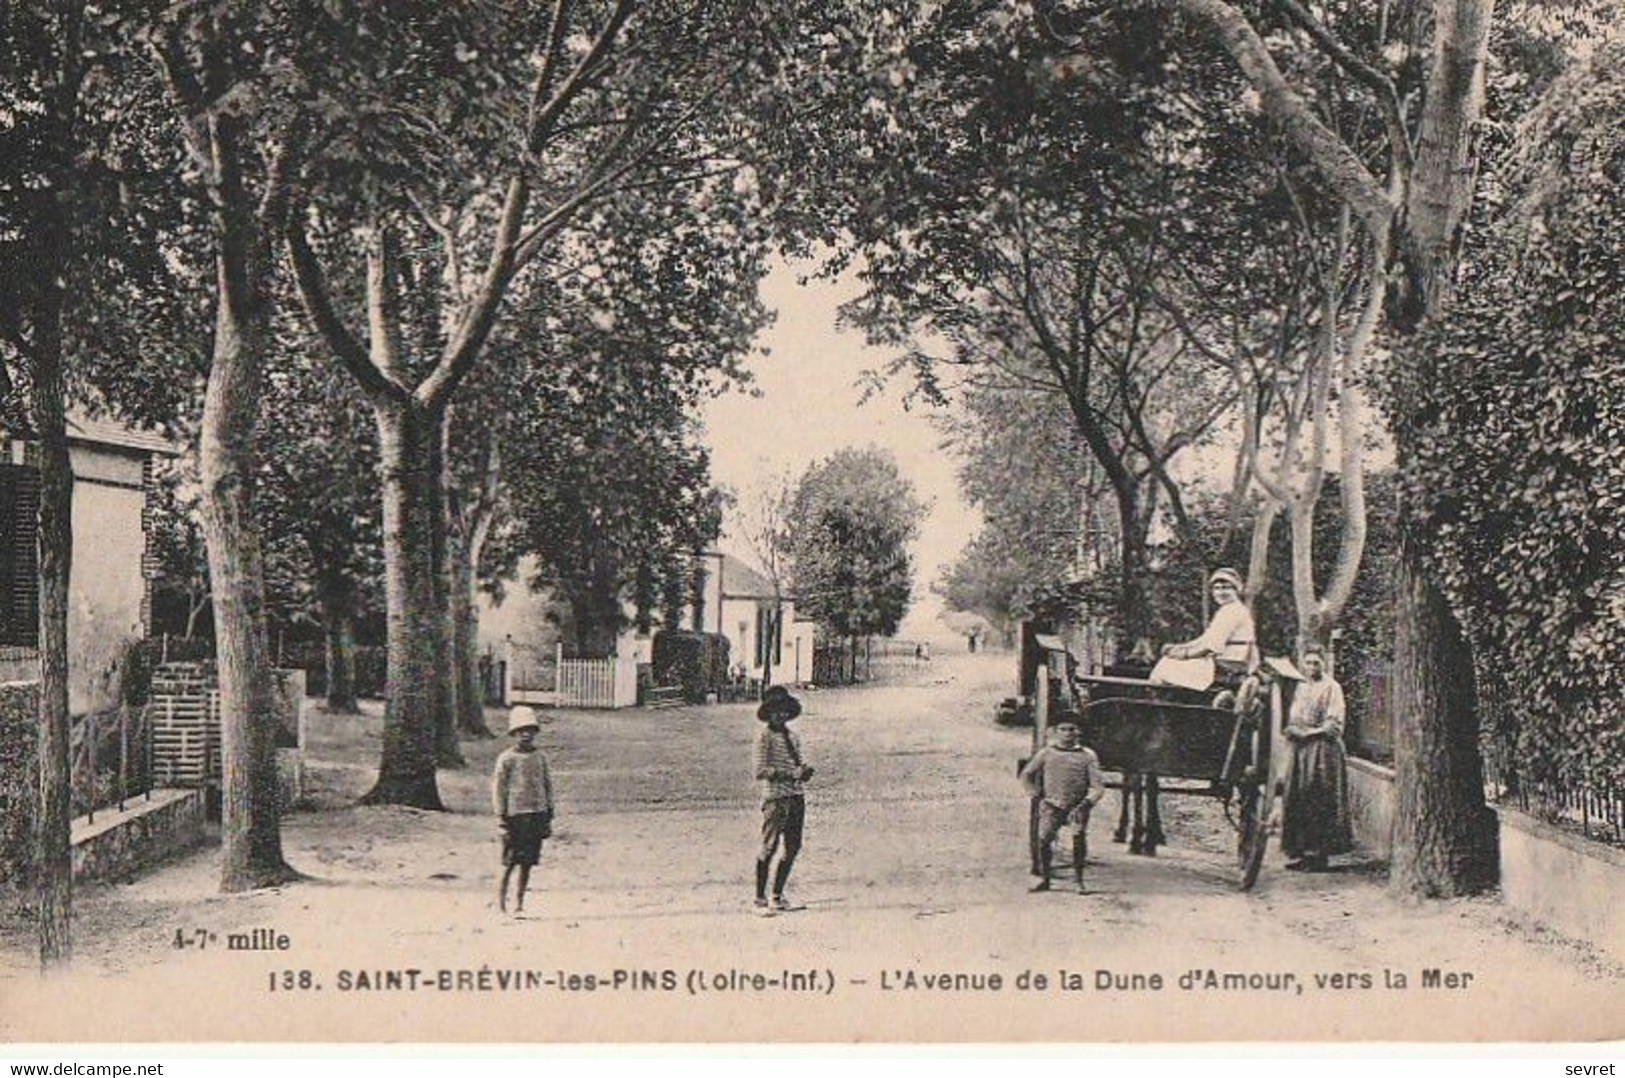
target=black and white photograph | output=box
[0,0,1620,1048]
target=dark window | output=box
[755,604,780,669]
[0,462,41,648]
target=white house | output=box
[690,551,816,687]
[1,414,179,714]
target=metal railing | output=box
[70,705,155,823]
[1478,662,1623,846]
[1483,738,1624,846]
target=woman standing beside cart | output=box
[1280,646,1354,871]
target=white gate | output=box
[554,648,639,709]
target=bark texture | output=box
[1180,0,1499,896]
[202,114,298,891]
[365,400,447,808]
[1385,0,1499,896]
[32,315,73,969]
[1388,527,1498,894]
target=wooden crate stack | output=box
[147,662,220,788]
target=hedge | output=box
[652,630,730,704]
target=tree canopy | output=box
[786,447,928,640]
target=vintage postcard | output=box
[1,0,1621,1049]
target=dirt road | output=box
[2,650,1618,1043]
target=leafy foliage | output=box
[785,447,927,639]
[256,337,385,645]
[934,385,1116,634]
[0,2,208,430]
[650,629,730,704]
[1394,39,1625,793]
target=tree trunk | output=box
[184,592,209,641]
[318,585,359,714]
[571,557,622,658]
[202,240,297,893]
[1388,524,1498,895]
[31,314,73,969]
[760,599,779,690]
[427,409,462,768]
[364,400,445,808]
[1385,0,1499,896]
[450,534,491,737]
[187,107,301,894]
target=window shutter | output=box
[0,463,41,648]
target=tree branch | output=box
[526,0,638,154]
[287,217,407,403]
[1176,0,1395,237]
[1274,0,1413,169]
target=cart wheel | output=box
[1237,783,1269,891]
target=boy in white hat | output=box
[493,706,554,914]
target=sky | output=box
[700,259,982,644]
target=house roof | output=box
[67,412,180,456]
[718,553,777,599]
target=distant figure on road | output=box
[753,685,813,915]
[1281,646,1354,872]
[493,706,554,914]
[1020,719,1106,894]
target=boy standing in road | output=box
[1020,719,1106,894]
[753,685,813,915]
[493,706,554,914]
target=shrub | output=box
[652,629,730,704]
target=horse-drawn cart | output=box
[1024,646,1292,891]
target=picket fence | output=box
[554,648,639,709]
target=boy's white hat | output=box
[508,706,540,733]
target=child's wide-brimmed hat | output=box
[757,685,802,723]
[508,706,540,734]
[1209,567,1244,590]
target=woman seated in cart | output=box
[1160,567,1258,680]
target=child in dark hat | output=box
[752,685,813,915]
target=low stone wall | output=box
[1495,806,1625,962]
[70,788,207,882]
[0,681,40,895]
[1346,757,1396,860]
[276,747,304,810]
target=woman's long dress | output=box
[1281,676,1355,859]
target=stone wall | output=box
[0,681,39,897]
[1347,757,1396,860]
[70,789,206,882]
[1496,806,1625,962]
